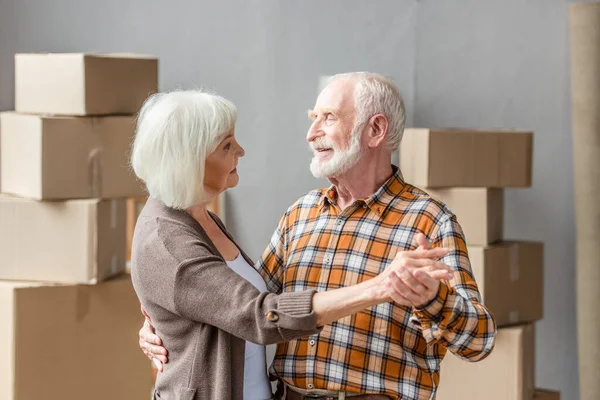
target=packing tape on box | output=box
[88,148,103,198]
[111,199,117,229]
[508,310,520,324]
[111,200,119,275]
[509,244,520,282]
[111,254,118,275]
[76,287,91,322]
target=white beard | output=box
[310,126,363,179]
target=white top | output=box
[226,253,272,400]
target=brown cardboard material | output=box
[0,195,126,284]
[400,128,533,188]
[570,4,600,400]
[0,275,152,400]
[534,389,561,400]
[0,112,145,200]
[427,188,503,245]
[436,324,535,400]
[469,241,544,327]
[15,53,158,116]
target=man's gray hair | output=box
[327,72,406,152]
[130,90,237,209]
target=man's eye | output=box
[326,114,336,122]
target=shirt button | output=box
[309,339,316,346]
[337,219,343,225]
[308,384,314,389]
[266,311,279,322]
[363,204,368,209]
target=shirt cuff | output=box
[413,282,449,323]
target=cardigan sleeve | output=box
[172,240,322,343]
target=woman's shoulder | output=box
[135,204,214,264]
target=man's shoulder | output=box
[397,182,456,223]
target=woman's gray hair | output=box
[327,72,406,152]
[130,90,237,209]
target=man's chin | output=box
[310,160,338,179]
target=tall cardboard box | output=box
[428,188,503,245]
[534,389,561,399]
[0,275,152,400]
[15,53,158,116]
[0,112,145,200]
[0,195,126,284]
[436,324,535,400]
[469,241,544,327]
[400,128,533,188]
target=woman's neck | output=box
[186,203,212,226]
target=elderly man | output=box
[140,72,496,399]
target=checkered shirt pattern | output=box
[255,167,497,400]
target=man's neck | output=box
[329,159,394,211]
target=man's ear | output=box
[365,114,389,148]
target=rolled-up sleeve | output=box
[412,216,497,362]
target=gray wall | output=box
[0,0,417,257]
[416,0,577,398]
[0,0,580,398]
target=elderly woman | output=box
[130,90,450,400]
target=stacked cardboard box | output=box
[400,128,559,399]
[0,53,158,399]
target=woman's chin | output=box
[227,174,239,188]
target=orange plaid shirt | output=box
[256,167,496,400]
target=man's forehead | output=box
[314,79,355,111]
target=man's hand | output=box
[139,306,168,372]
[383,233,454,308]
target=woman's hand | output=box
[139,306,169,372]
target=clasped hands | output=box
[378,233,454,309]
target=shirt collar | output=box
[318,165,406,217]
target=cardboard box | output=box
[468,241,543,327]
[0,275,152,400]
[15,53,158,116]
[436,324,535,400]
[534,389,561,399]
[428,188,503,245]
[0,195,126,284]
[0,112,145,200]
[400,128,533,188]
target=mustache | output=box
[310,138,336,152]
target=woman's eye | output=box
[224,143,232,151]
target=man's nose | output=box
[307,121,323,143]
